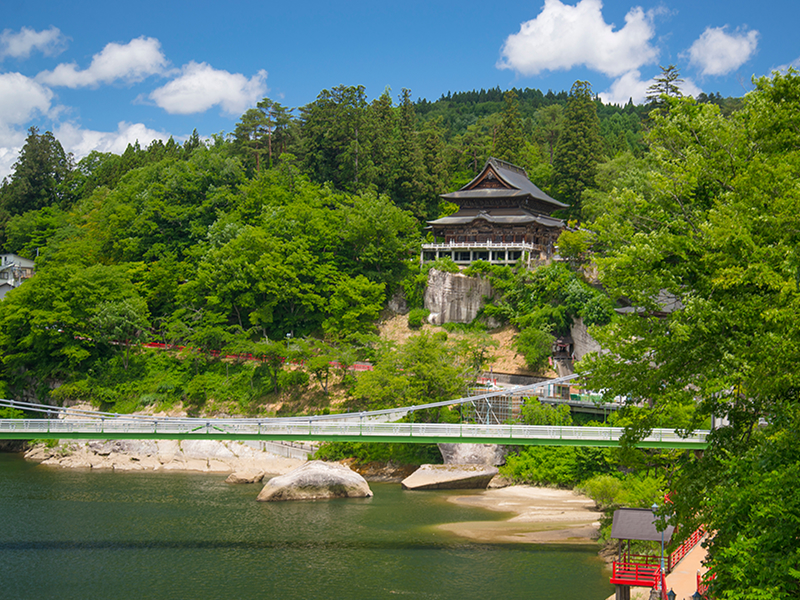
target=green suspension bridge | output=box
[0,376,709,450]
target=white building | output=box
[0,254,35,300]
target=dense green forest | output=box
[1,71,799,599]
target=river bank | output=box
[24,439,306,474]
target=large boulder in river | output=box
[401,464,498,490]
[256,460,373,502]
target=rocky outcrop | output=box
[256,460,373,502]
[570,316,603,361]
[25,439,304,474]
[225,470,266,484]
[400,464,499,490]
[339,458,419,482]
[424,269,494,325]
[437,443,507,466]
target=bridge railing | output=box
[0,418,709,446]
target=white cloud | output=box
[599,69,703,105]
[497,0,659,78]
[0,72,53,125]
[150,62,267,115]
[0,26,67,60]
[54,121,170,159]
[0,124,28,181]
[686,26,758,77]
[37,36,168,88]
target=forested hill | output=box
[0,78,746,415]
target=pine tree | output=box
[646,65,684,104]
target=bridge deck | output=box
[0,419,709,449]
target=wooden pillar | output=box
[615,585,630,600]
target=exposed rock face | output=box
[339,458,419,482]
[570,316,603,361]
[225,470,266,484]
[256,460,373,502]
[400,464,499,490]
[424,269,494,325]
[25,439,304,474]
[437,443,507,466]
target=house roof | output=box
[441,158,568,210]
[610,508,675,542]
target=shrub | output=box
[407,308,430,329]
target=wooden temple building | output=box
[421,158,567,267]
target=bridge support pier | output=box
[615,584,630,600]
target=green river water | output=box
[0,453,614,600]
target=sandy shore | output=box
[440,485,602,544]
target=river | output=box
[0,453,614,599]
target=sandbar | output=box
[439,485,601,544]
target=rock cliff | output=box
[424,269,494,325]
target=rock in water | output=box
[225,469,265,484]
[256,460,373,502]
[400,464,498,490]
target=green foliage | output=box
[579,472,666,512]
[0,407,24,419]
[520,400,572,426]
[580,71,800,597]
[428,256,459,273]
[407,308,430,329]
[501,445,616,488]
[479,262,613,333]
[351,331,491,411]
[313,441,442,465]
[515,326,554,371]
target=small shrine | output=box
[421,158,566,267]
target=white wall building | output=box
[0,254,36,300]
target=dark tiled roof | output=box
[445,158,568,210]
[610,508,675,542]
[428,209,563,228]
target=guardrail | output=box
[668,525,705,570]
[610,560,660,586]
[0,418,709,448]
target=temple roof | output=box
[441,158,568,211]
[610,508,675,542]
[428,208,563,228]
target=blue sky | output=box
[1,0,797,178]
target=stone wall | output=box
[424,268,494,325]
[570,316,603,361]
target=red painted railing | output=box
[697,570,715,597]
[610,559,660,586]
[668,525,705,570]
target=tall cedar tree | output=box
[392,89,427,218]
[552,81,603,219]
[0,127,72,250]
[494,90,525,164]
[300,85,373,192]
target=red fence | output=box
[697,570,715,597]
[610,558,660,586]
[668,525,706,570]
